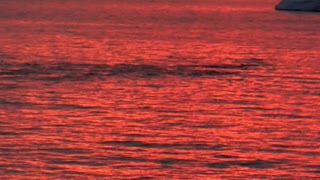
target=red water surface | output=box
[0,0,319,179]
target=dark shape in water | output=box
[206,159,286,169]
[275,0,320,12]
[0,61,265,81]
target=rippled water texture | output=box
[1,0,320,179]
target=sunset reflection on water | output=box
[1,0,320,179]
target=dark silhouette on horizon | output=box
[276,0,320,12]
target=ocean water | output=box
[0,0,319,179]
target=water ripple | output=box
[100,140,226,150]
[0,61,267,81]
[206,159,286,169]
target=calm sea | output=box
[1,0,319,179]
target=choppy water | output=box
[1,0,320,179]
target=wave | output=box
[0,60,266,81]
[206,159,287,169]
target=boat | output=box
[275,0,320,12]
